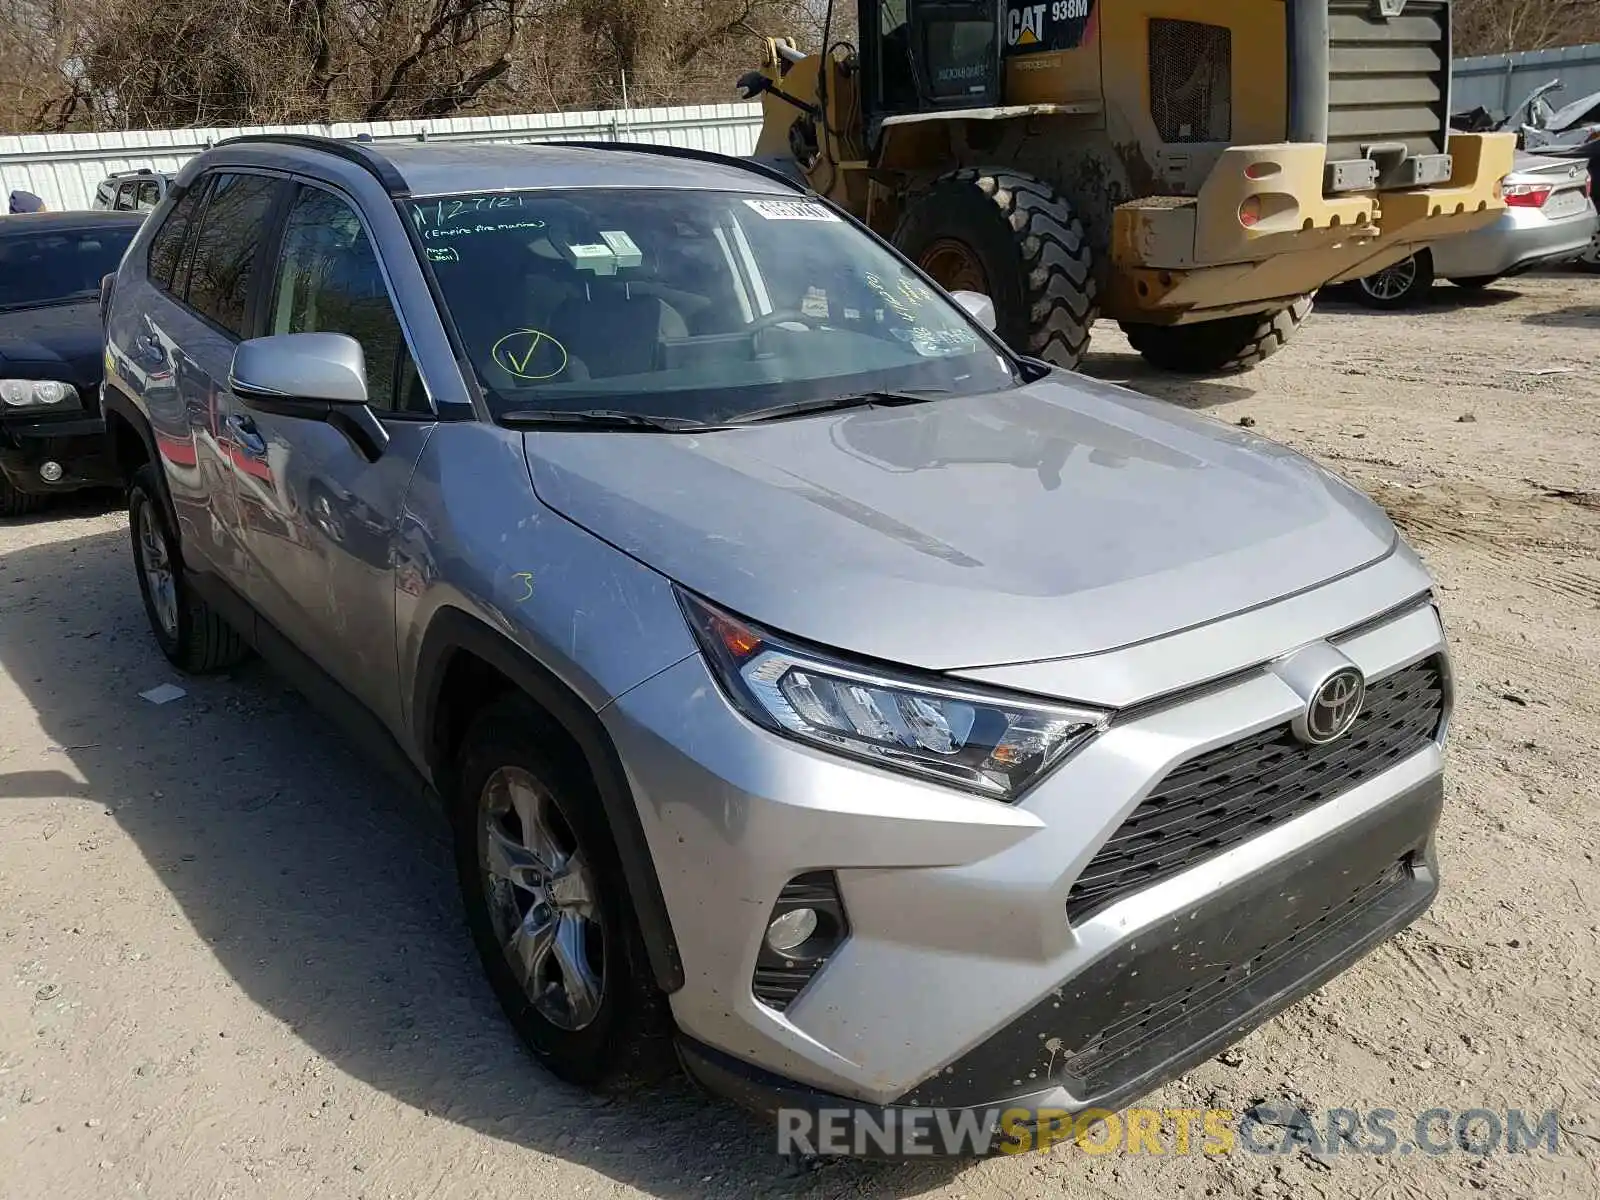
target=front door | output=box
[232,182,434,727]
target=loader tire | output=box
[1120,297,1314,375]
[893,168,1098,369]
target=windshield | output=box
[408,188,1016,424]
[0,227,137,310]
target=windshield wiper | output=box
[500,408,726,433]
[726,389,948,427]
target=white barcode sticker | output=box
[743,198,841,222]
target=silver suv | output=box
[101,135,1451,1143]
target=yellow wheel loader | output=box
[736,0,1514,373]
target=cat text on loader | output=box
[737,0,1515,373]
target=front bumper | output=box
[1108,133,1517,322]
[0,414,117,495]
[680,771,1437,1153]
[1430,199,1600,280]
[603,557,1451,1115]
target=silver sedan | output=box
[1353,152,1597,308]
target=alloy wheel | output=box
[1360,257,1418,302]
[136,500,179,638]
[478,766,605,1031]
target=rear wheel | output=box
[0,475,47,518]
[1120,297,1315,374]
[893,168,1098,369]
[1577,231,1600,273]
[1354,251,1434,309]
[129,464,249,673]
[453,694,672,1090]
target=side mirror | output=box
[736,70,772,101]
[229,332,389,462]
[951,289,997,333]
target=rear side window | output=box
[183,173,280,337]
[147,184,205,291]
[112,182,139,212]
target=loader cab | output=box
[863,0,1004,133]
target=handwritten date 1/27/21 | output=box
[410,195,543,230]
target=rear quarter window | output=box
[146,184,205,292]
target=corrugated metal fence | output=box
[0,102,765,212]
[1453,43,1600,119]
[9,42,1600,210]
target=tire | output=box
[453,694,672,1090]
[0,474,48,518]
[892,167,1098,369]
[1120,297,1315,374]
[128,464,250,673]
[1353,251,1434,310]
[1577,232,1600,273]
[1449,276,1499,290]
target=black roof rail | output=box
[212,133,411,196]
[546,139,809,194]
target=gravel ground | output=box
[2,274,1598,1200]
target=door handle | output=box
[224,412,268,458]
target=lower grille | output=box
[1066,656,1445,923]
[1063,858,1409,1088]
[1327,0,1450,160]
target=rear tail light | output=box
[1503,183,1552,208]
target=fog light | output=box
[766,907,818,952]
[39,461,63,484]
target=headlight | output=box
[0,379,79,410]
[678,590,1106,801]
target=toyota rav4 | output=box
[100,134,1452,1148]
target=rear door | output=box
[231,181,434,718]
[143,170,287,584]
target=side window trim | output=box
[279,175,439,418]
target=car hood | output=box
[0,300,103,387]
[522,375,1398,672]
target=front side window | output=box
[269,186,423,413]
[0,227,139,310]
[135,181,161,211]
[409,188,1013,425]
[183,172,280,337]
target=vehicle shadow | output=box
[0,526,968,1199]
[1314,284,1523,315]
[1,487,123,526]
[1521,304,1600,329]
[1078,354,1257,410]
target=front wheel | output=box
[1120,297,1314,374]
[1353,251,1434,309]
[0,474,48,518]
[453,694,672,1090]
[893,168,1099,369]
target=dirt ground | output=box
[2,274,1598,1200]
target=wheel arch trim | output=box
[411,605,685,994]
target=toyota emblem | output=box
[1300,667,1366,745]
